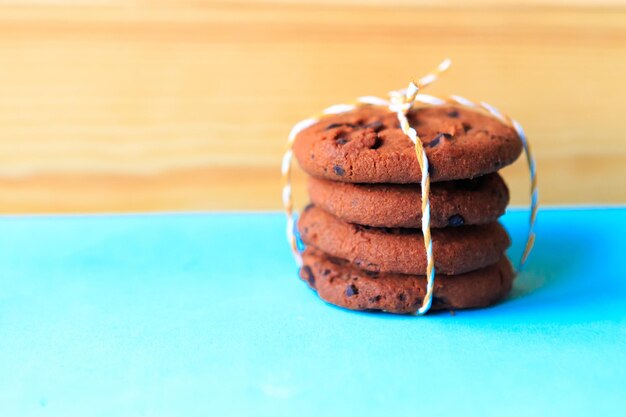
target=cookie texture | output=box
[293,105,522,183]
[308,173,509,228]
[300,248,514,314]
[298,205,510,275]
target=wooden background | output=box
[0,0,625,213]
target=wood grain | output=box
[0,2,624,213]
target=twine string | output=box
[388,59,451,314]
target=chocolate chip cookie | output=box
[293,105,522,183]
[308,173,509,228]
[300,247,514,314]
[298,205,510,275]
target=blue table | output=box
[1,208,625,416]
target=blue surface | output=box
[1,208,625,416]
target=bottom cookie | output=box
[299,248,514,314]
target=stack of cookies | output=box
[292,105,523,313]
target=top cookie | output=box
[293,105,522,183]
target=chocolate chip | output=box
[363,121,384,132]
[369,137,383,150]
[333,165,345,176]
[325,123,356,130]
[369,295,382,302]
[428,132,454,146]
[363,270,379,278]
[462,123,472,133]
[336,136,350,145]
[322,268,331,276]
[397,293,406,302]
[301,265,315,286]
[327,256,346,266]
[424,132,452,148]
[448,214,465,227]
[424,136,440,148]
[447,110,460,118]
[345,284,359,297]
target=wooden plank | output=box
[0,3,624,213]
